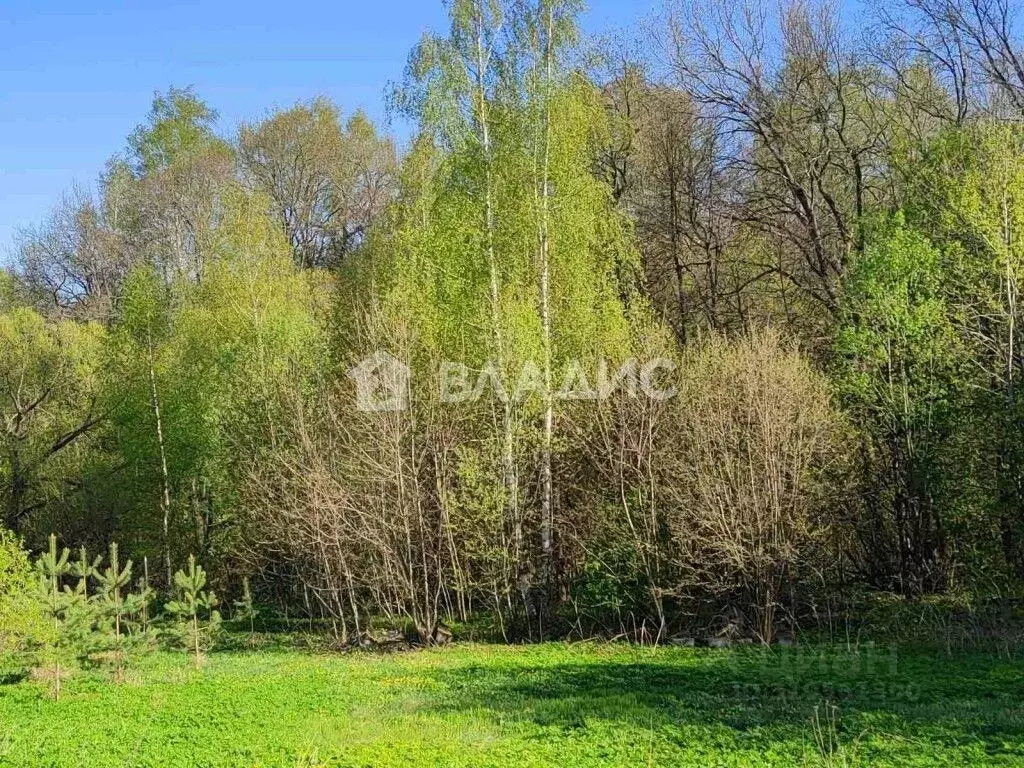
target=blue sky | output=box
[0,0,653,258]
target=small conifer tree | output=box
[166,555,221,667]
[94,542,152,680]
[233,576,258,636]
[33,534,71,699]
[62,546,103,657]
[69,546,102,599]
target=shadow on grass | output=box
[424,645,1024,757]
[0,670,28,686]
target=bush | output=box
[668,330,842,642]
[0,529,48,666]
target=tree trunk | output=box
[147,330,174,588]
[472,1,521,607]
[536,2,556,613]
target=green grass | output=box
[1,640,1022,766]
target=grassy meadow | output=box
[1,641,1022,767]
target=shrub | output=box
[0,528,47,665]
[668,330,841,642]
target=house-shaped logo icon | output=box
[347,350,411,412]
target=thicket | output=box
[5,0,1024,650]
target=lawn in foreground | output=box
[0,641,1022,767]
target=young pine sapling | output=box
[69,546,102,599]
[62,545,102,662]
[94,542,153,680]
[33,534,71,699]
[166,555,221,667]
[233,576,258,637]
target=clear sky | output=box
[0,0,653,258]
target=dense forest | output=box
[4,0,1024,652]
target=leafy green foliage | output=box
[835,216,973,592]
[128,86,225,176]
[104,193,326,578]
[0,308,104,532]
[7,15,1024,754]
[0,528,46,664]
[832,125,1024,590]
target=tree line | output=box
[3,0,1024,646]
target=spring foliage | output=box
[6,0,1024,648]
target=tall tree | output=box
[239,100,396,268]
[127,87,235,284]
[668,0,890,325]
